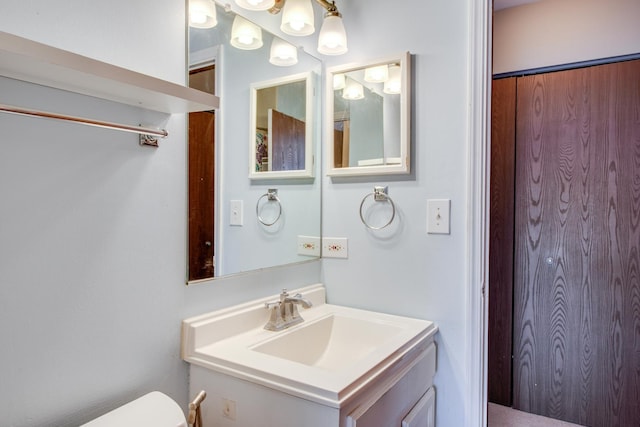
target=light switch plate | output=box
[427,199,450,234]
[230,200,243,226]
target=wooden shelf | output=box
[0,31,219,114]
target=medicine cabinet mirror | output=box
[326,52,411,176]
[187,1,321,283]
[249,72,314,179]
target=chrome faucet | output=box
[264,289,313,331]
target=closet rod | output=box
[0,103,169,139]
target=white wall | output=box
[493,0,640,74]
[319,2,475,426]
[0,1,485,426]
[0,1,322,426]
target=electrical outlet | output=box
[298,235,320,256]
[322,237,348,259]
[222,398,236,421]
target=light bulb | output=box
[269,38,298,66]
[189,0,218,29]
[343,79,364,100]
[384,64,402,94]
[230,15,263,50]
[290,20,305,31]
[364,65,389,83]
[333,74,346,90]
[317,14,347,55]
[281,0,314,36]
[234,0,276,11]
[190,11,207,25]
[238,35,254,46]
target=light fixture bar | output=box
[270,0,339,14]
[256,0,348,55]
[314,0,338,13]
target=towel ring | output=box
[359,186,396,230]
[256,188,282,226]
[187,390,206,427]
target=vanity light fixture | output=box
[234,0,276,11]
[233,0,348,56]
[342,78,364,100]
[189,0,218,28]
[316,4,348,55]
[364,65,389,83]
[269,38,298,66]
[280,0,315,36]
[383,64,402,94]
[333,73,345,90]
[230,15,264,50]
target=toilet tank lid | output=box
[80,391,187,427]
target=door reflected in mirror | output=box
[326,52,411,177]
[188,64,216,281]
[250,72,314,179]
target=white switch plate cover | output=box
[230,200,243,226]
[427,199,451,234]
[322,237,348,259]
[297,235,321,256]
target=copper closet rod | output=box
[0,103,168,139]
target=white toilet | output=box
[81,391,187,427]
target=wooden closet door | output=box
[513,60,640,426]
[489,76,517,406]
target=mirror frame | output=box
[325,52,411,177]
[249,71,315,180]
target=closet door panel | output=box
[513,60,640,426]
[488,76,517,406]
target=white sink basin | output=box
[252,313,409,370]
[182,284,437,407]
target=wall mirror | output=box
[326,52,411,177]
[187,0,321,283]
[249,71,314,179]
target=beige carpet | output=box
[488,403,585,427]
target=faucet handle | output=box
[264,301,285,331]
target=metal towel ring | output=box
[187,390,206,427]
[359,186,396,230]
[256,188,282,226]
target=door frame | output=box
[468,1,492,426]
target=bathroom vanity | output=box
[182,284,438,426]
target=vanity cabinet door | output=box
[344,343,436,427]
[402,387,435,427]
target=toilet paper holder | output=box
[188,390,207,427]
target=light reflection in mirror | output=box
[326,52,411,177]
